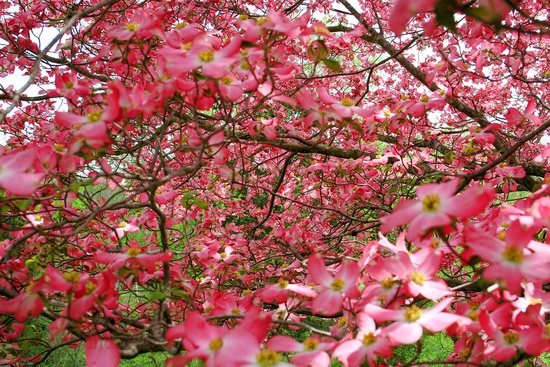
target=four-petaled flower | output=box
[308,253,360,315]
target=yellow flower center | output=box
[231,308,241,315]
[198,50,215,63]
[459,347,471,360]
[278,279,289,289]
[503,331,519,344]
[125,22,140,31]
[469,302,480,310]
[182,42,193,50]
[420,95,430,103]
[341,97,355,107]
[34,215,43,221]
[53,143,66,152]
[203,305,213,313]
[63,273,80,283]
[256,17,270,26]
[422,194,440,212]
[209,337,223,351]
[126,247,142,257]
[404,306,422,322]
[85,282,97,295]
[119,222,127,228]
[304,338,319,351]
[362,332,377,346]
[256,349,281,367]
[241,61,250,70]
[530,298,542,305]
[466,311,479,321]
[410,272,426,285]
[65,81,74,89]
[221,76,233,85]
[381,277,395,289]
[87,110,103,123]
[220,252,227,259]
[502,245,523,263]
[331,278,345,291]
[337,317,347,327]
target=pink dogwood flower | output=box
[93,247,172,273]
[0,148,44,195]
[381,179,495,240]
[365,298,471,345]
[308,253,360,316]
[333,313,392,367]
[464,221,550,295]
[267,335,332,367]
[386,249,451,300]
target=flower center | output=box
[278,279,289,289]
[303,338,319,351]
[241,61,250,70]
[53,143,66,152]
[466,311,479,321]
[410,272,426,285]
[231,308,241,315]
[125,22,140,31]
[362,332,377,346]
[126,247,142,257]
[85,282,97,295]
[256,349,281,367]
[420,95,430,103]
[404,305,422,322]
[422,194,440,212]
[341,97,355,107]
[502,245,523,263]
[381,277,395,289]
[337,317,347,327]
[87,110,103,123]
[63,273,79,283]
[503,331,519,345]
[256,17,270,26]
[198,50,215,63]
[209,337,223,351]
[65,81,74,89]
[459,347,471,360]
[331,278,345,291]
[221,76,232,85]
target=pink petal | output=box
[386,322,423,344]
[267,335,303,352]
[85,336,120,367]
[308,253,333,286]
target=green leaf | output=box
[195,200,208,210]
[307,39,328,63]
[434,0,457,32]
[147,291,168,302]
[15,199,31,211]
[181,191,197,209]
[322,58,343,73]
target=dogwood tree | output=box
[1,0,550,366]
